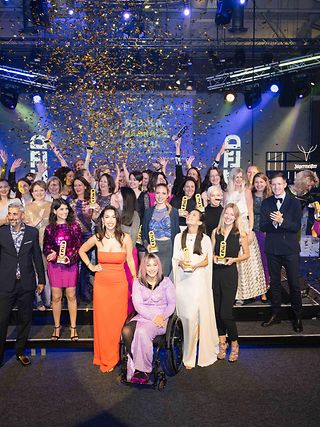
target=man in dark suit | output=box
[0,203,45,367]
[260,172,303,332]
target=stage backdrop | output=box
[0,89,314,180]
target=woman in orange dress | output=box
[79,206,136,373]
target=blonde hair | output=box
[293,170,319,194]
[216,203,242,236]
[227,167,248,193]
[207,184,223,197]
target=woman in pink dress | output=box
[43,199,82,341]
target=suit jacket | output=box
[142,206,180,245]
[0,224,45,294]
[260,195,301,255]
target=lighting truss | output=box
[0,66,57,90]
[206,53,320,90]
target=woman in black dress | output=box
[204,185,223,238]
[211,203,249,362]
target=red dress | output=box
[93,251,128,372]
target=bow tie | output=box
[275,197,283,203]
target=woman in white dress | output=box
[172,209,218,369]
[224,168,266,303]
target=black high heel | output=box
[70,326,79,341]
[51,325,61,341]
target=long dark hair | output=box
[96,206,124,245]
[120,187,136,226]
[181,209,205,255]
[148,171,168,192]
[177,176,198,198]
[49,198,75,226]
[54,166,73,185]
[186,167,201,189]
[71,176,91,201]
[202,166,227,192]
[99,173,116,194]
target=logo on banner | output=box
[297,144,317,162]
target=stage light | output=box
[176,79,181,85]
[239,0,246,4]
[215,0,234,26]
[33,95,42,104]
[270,84,279,93]
[225,92,236,103]
[278,76,296,107]
[183,7,191,17]
[68,9,74,16]
[295,77,311,99]
[0,87,19,109]
[244,85,261,109]
[123,11,131,21]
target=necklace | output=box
[105,233,115,239]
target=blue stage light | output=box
[123,11,131,21]
[183,7,191,16]
[270,84,279,93]
[33,95,42,104]
[68,9,74,16]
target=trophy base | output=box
[217,258,226,265]
[183,267,193,272]
[148,248,159,254]
[57,256,70,264]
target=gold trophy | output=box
[148,231,159,253]
[217,240,227,265]
[183,248,193,272]
[136,225,143,245]
[195,194,205,213]
[90,188,96,207]
[44,130,52,145]
[181,196,188,211]
[57,240,70,264]
[86,141,96,153]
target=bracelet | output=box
[86,146,94,152]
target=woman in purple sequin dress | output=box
[43,199,82,341]
[122,254,176,384]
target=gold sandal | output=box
[228,344,239,363]
[217,341,229,360]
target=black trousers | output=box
[0,282,34,363]
[213,266,238,341]
[267,253,302,319]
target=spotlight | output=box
[239,0,247,4]
[183,7,191,17]
[278,77,296,107]
[0,87,19,109]
[270,84,279,93]
[123,11,131,21]
[33,95,42,104]
[215,0,234,26]
[244,85,261,109]
[225,92,236,103]
[295,78,310,99]
[68,9,74,16]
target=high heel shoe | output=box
[228,344,239,363]
[51,325,61,341]
[217,341,229,360]
[70,326,79,341]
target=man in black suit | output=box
[0,203,45,367]
[260,172,303,332]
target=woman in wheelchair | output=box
[122,253,176,384]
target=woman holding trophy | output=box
[43,199,82,341]
[172,209,218,369]
[211,203,249,363]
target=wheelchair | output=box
[119,312,184,390]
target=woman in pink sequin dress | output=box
[43,199,82,341]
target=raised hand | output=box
[11,158,23,171]
[186,155,195,170]
[0,149,7,164]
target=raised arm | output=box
[45,133,68,167]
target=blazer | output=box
[142,206,180,245]
[0,224,45,294]
[260,195,301,255]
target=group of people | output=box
[0,139,318,383]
